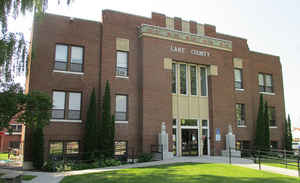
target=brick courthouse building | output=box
[24,10,286,165]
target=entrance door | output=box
[181,129,198,156]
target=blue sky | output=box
[10,0,300,127]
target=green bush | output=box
[103,158,121,166]
[137,153,153,163]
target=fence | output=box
[226,147,300,177]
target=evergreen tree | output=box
[32,127,44,169]
[264,102,270,150]
[99,81,115,157]
[83,89,98,159]
[287,115,293,151]
[284,118,288,150]
[254,94,265,150]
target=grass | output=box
[60,163,300,183]
[22,175,37,181]
[0,153,8,160]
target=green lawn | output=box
[22,175,37,181]
[0,153,8,160]
[60,163,300,183]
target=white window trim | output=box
[115,75,129,79]
[259,92,275,95]
[53,70,84,75]
[236,88,245,92]
[269,126,278,128]
[237,125,247,128]
[50,119,82,123]
[115,121,128,124]
[5,132,22,135]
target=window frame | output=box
[115,94,128,122]
[49,140,80,158]
[51,91,82,121]
[268,107,276,127]
[179,64,188,95]
[115,51,129,77]
[54,43,84,73]
[236,103,246,127]
[190,65,198,96]
[258,73,273,93]
[172,63,177,94]
[234,68,243,90]
[200,67,207,96]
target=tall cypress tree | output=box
[287,115,293,151]
[264,102,270,150]
[99,81,115,157]
[284,118,288,150]
[32,127,44,169]
[255,94,265,150]
[83,88,98,159]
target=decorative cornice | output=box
[139,24,232,52]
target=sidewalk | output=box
[0,156,298,183]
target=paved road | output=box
[0,156,298,183]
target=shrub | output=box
[137,153,153,163]
[103,158,121,166]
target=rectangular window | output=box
[258,73,273,93]
[236,104,245,126]
[234,69,243,89]
[114,141,127,156]
[115,95,128,121]
[116,51,128,77]
[54,44,84,72]
[200,67,207,96]
[9,141,20,149]
[65,141,79,155]
[10,124,22,132]
[52,91,66,119]
[172,63,177,94]
[70,46,83,72]
[52,91,81,120]
[55,45,68,71]
[173,119,177,126]
[269,107,276,126]
[50,142,63,156]
[68,92,81,120]
[190,65,197,95]
[180,64,187,94]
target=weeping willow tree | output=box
[0,0,72,83]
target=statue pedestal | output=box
[157,122,173,160]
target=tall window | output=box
[236,104,245,126]
[116,51,128,77]
[268,107,276,126]
[172,63,177,93]
[234,69,243,89]
[115,95,128,121]
[55,44,83,72]
[258,73,273,93]
[190,65,197,95]
[10,124,22,132]
[52,91,81,120]
[200,67,207,96]
[180,64,187,95]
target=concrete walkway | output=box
[0,156,298,183]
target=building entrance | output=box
[181,129,198,156]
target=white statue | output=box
[161,122,166,134]
[228,124,233,135]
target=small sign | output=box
[216,128,221,142]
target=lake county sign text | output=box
[170,45,210,57]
